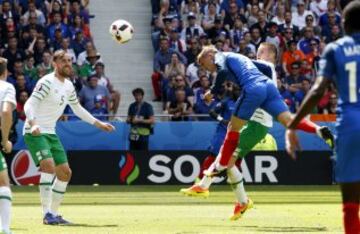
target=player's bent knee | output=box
[39,159,56,174]
[57,166,72,182]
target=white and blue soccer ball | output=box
[109,19,134,44]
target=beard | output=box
[58,66,72,77]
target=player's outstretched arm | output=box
[287,76,330,129]
[70,102,115,132]
[1,101,13,153]
[94,120,115,132]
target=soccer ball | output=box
[109,19,134,44]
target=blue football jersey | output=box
[213,96,236,131]
[318,33,360,132]
[211,53,271,95]
[215,52,268,87]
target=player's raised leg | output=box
[258,79,334,158]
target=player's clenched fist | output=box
[1,140,12,154]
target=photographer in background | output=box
[126,88,155,151]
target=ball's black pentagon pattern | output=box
[119,24,128,31]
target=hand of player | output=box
[285,129,301,160]
[204,90,213,104]
[31,125,41,136]
[95,121,115,132]
[1,140,12,154]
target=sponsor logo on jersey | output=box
[11,150,41,185]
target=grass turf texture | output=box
[9,185,342,234]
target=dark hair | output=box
[0,57,7,76]
[95,62,105,68]
[303,78,311,84]
[132,88,144,96]
[343,1,360,34]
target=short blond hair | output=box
[197,45,218,65]
[53,49,67,62]
[259,42,278,60]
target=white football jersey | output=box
[250,61,277,128]
[0,80,16,115]
[24,72,79,134]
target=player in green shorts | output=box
[23,50,115,225]
[181,43,280,220]
[0,57,16,234]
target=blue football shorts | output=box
[233,79,288,120]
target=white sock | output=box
[198,162,216,189]
[0,186,12,233]
[215,163,226,171]
[39,172,54,215]
[227,166,248,204]
[51,178,68,216]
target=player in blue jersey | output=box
[287,2,360,233]
[205,80,238,174]
[182,43,331,220]
[197,46,334,179]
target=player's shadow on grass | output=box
[244,225,328,232]
[60,223,119,228]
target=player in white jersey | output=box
[0,57,16,234]
[23,50,115,225]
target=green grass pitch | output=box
[9,185,342,234]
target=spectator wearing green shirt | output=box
[36,51,53,75]
[79,49,100,81]
[24,55,38,81]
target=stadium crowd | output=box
[150,0,348,120]
[1,0,120,121]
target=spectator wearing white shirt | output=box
[77,41,102,66]
[180,12,205,42]
[201,2,218,32]
[94,62,121,117]
[271,3,286,25]
[60,38,76,64]
[292,0,315,30]
[22,1,46,26]
[310,0,328,18]
[185,61,200,88]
